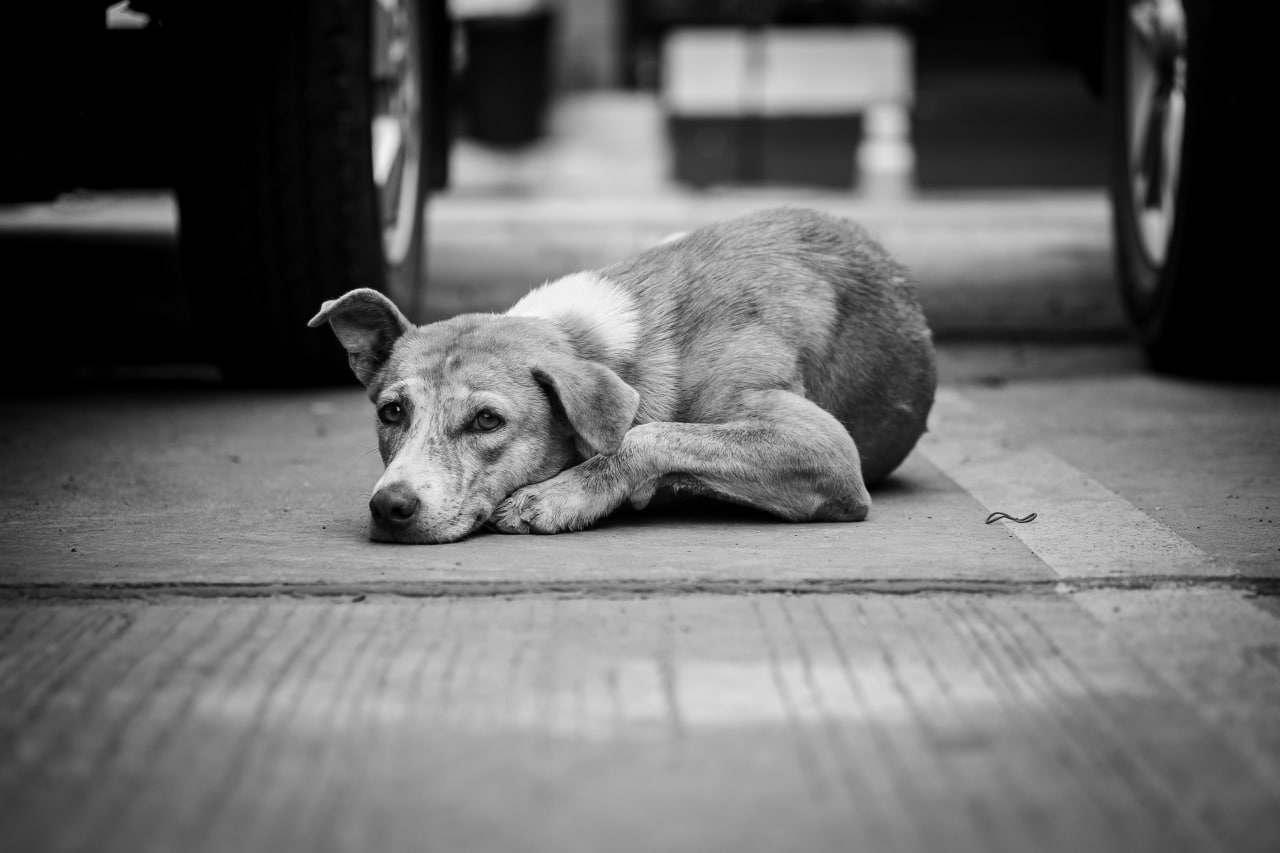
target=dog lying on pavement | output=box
[310,207,937,543]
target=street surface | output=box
[2,94,1278,853]
[2,337,1277,853]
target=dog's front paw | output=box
[490,469,620,535]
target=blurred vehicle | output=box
[0,0,453,385]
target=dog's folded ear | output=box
[533,355,640,456]
[308,289,412,387]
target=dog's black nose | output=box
[369,482,420,530]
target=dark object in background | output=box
[460,10,556,146]
[174,0,441,386]
[669,115,863,188]
[0,0,454,388]
[910,69,1106,190]
[177,0,454,387]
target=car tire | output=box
[1107,0,1270,379]
[173,0,435,386]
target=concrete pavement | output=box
[4,591,1278,853]
[2,342,1278,853]
[3,364,1275,588]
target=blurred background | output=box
[6,0,1256,386]
[448,0,1104,193]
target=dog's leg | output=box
[492,390,871,534]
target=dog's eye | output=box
[377,402,405,425]
[472,409,503,431]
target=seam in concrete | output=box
[2,576,1276,603]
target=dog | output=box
[309,207,937,543]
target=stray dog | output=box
[310,207,937,543]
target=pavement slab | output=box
[2,591,1278,853]
[0,389,1049,589]
[953,375,1280,577]
[4,374,1269,590]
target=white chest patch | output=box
[507,271,640,363]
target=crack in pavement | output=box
[3,575,1277,603]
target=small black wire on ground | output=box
[986,511,1038,524]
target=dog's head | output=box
[309,289,639,543]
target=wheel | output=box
[173,0,437,386]
[1107,0,1271,379]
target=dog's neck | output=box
[506,271,640,369]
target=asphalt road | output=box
[1,189,1278,852]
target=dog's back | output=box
[601,207,936,483]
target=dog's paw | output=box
[490,469,620,535]
[489,499,533,534]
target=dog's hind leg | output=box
[492,390,871,534]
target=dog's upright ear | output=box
[308,289,412,387]
[533,354,640,456]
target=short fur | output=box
[309,207,937,543]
